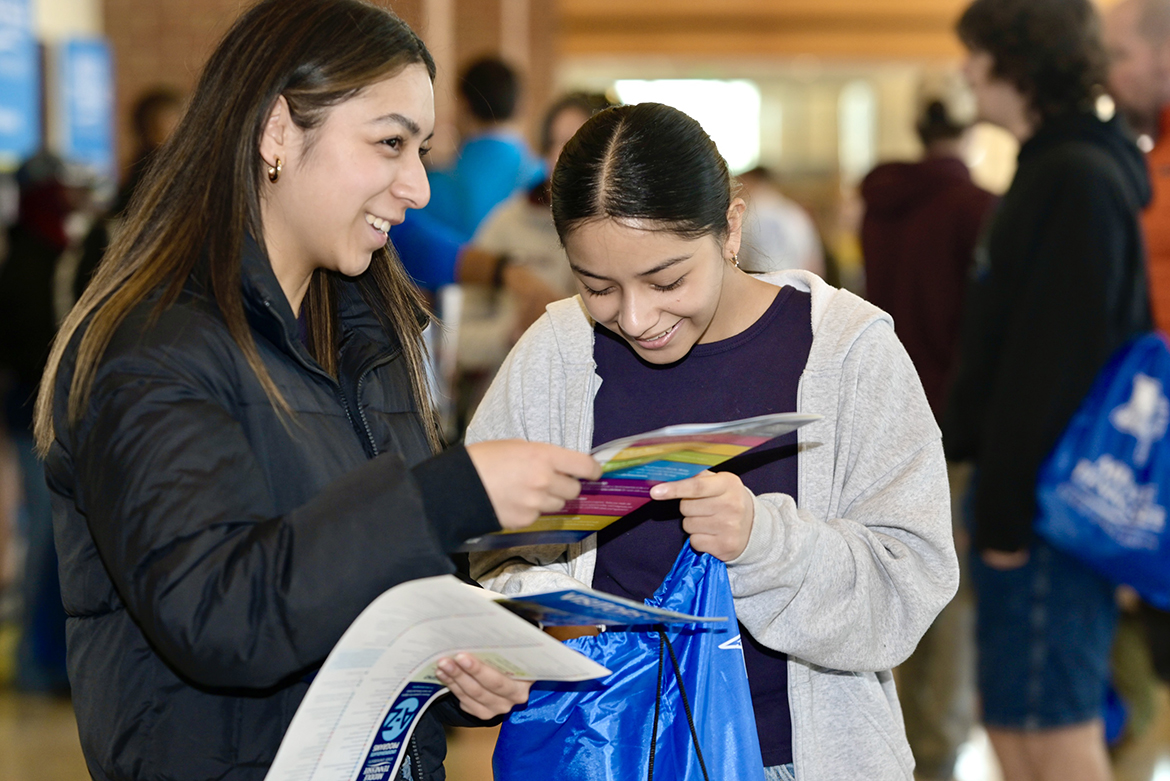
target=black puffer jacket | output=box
[44,238,499,781]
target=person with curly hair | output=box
[946,1,1152,779]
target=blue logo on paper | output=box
[381,697,420,742]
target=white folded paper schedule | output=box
[264,575,725,781]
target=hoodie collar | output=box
[1019,111,1152,207]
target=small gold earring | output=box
[731,253,740,268]
[267,157,283,183]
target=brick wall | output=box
[102,0,236,174]
[103,0,554,183]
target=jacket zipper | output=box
[334,391,365,455]
[260,297,394,460]
[348,352,396,458]
[353,369,379,457]
[409,733,424,780]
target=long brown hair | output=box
[35,0,440,454]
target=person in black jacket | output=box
[946,2,1152,780]
[30,1,600,780]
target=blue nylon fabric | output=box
[493,545,765,781]
[1036,333,1170,609]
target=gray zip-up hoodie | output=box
[466,270,958,780]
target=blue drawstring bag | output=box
[1036,333,1170,610]
[493,545,765,781]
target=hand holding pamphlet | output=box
[265,413,815,781]
[461,411,821,551]
[264,575,724,781]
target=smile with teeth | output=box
[365,213,392,234]
[633,320,681,347]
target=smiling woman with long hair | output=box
[32,1,599,779]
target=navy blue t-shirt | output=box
[590,285,812,767]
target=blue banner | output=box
[0,0,40,167]
[57,37,114,177]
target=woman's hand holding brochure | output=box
[461,411,820,551]
[651,471,756,561]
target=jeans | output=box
[972,539,1118,728]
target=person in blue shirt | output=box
[422,57,544,243]
[389,58,546,307]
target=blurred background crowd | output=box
[2,0,1170,780]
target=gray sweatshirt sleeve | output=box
[466,312,589,593]
[728,319,959,672]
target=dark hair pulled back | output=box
[551,102,735,243]
[917,100,968,146]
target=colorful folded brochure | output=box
[460,412,820,551]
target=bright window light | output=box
[838,79,876,185]
[613,79,761,173]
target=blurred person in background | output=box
[473,92,612,312]
[389,89,596,436]
[1107,0,1170,338]
[448,92,611,428]
[737,166,824,277]
[74,87,185,302]
[860,89,996,781]
[460,92,611,363]
[947,1,1151,780]
[862,94,995,422]
[421,56,543,243]
[1105,0,1170,744]
[0,152,82,695]
[112,87,184,217]
[386,57,544,419]
[1105,0,1170,142]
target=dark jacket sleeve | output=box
[946,153,1144,552]
[68,351,499,690]
[942,247,1001,464]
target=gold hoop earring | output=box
[267,158,283,183]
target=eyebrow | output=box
[570,254,692,281]
[371,113,424,137]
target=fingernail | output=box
[456,654,475,669]
[650,484,668,499]
[438,660,456,675]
